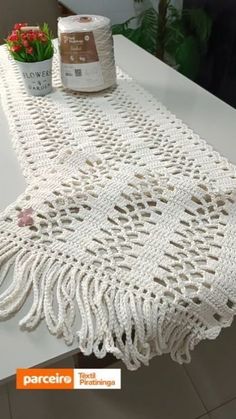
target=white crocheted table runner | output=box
[0,45,236,370]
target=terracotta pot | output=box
[17,58,53,96]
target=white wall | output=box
[61,0,137,24]
[61,0,183,24]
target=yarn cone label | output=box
[59,31,104,89]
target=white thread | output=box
[58,15,116,92]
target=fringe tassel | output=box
[0,242,202,370]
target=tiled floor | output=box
[6,355,205,419]
[0,383,11,419]
[184,319,236,415]
[2,321,236,419]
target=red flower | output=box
[14,22,28,31]
[10,45,22,53]
[6,22,52,62]
[26,46,33,55]
[7,31,19,42]
[22,39,29,47]
[27,31,37,42]
[21,32,28,41]
[37,31,47,42]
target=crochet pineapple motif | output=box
[0,45,235,369]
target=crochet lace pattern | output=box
[0,45,236,370]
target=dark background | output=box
[185,0,236,108]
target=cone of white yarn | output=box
[58,15,117,92]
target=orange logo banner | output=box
[16,369,74,390]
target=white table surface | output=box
[0,35,236,383]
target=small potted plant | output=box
[6,22,54,96]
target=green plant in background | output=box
[112,0,212,80]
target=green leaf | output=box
[112,15,137,35]
[165,19,185,55]
[111,4,211,81]
[183,8,212,43]
[128,27,142,44]
[112,8,158,54]
[168,4,181,21]
[112,23,128,35]
[112,24,140,44]
[175,36,201,79]
[139,8,158,54]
